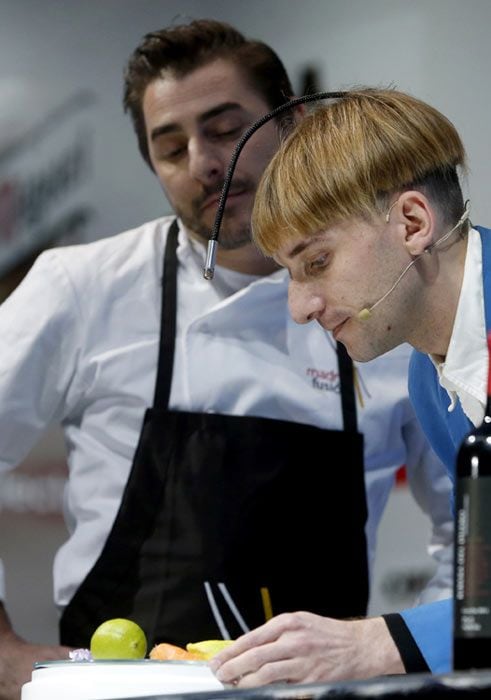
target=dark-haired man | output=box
[0,23,451,699]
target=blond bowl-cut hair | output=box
[252,87,467,257]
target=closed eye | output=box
[153,141,187,162]
[210,126,243,141]
[165,146,186,160]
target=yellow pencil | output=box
[260,587,273,621]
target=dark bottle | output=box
[453,330,491,669]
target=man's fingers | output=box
[214,639,291,684]
[211,613,301,672]
[234,659,296,689]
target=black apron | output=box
[60,220,369,648]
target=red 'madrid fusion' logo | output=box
[306,367,340,393]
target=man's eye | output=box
[153,140,187,161]
[213,126,243,140]
[163,146,186,160]
[308,255,329,273]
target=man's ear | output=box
[398,191,435,256]
[290,101,306,124]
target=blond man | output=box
[213,89,478,683]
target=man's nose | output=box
[188,138,224,186]
[288,281,324,325]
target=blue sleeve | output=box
[400,598,452,673]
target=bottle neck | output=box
[486,330,491,420]
[485,395,491,421]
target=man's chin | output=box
[186,224,252,250]
[208,215,252,250]
[215,234,253,251]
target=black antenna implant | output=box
[203,91,348,280]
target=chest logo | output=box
[306,367,340,394]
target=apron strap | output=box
[337,341,358,433]
[153,218,358,432]
[152,218,179,409]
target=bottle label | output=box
[455,477,491,638]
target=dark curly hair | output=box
[123,19,293,167]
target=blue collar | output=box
[476,226,491,332]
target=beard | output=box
[174,177,255,251]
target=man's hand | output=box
[0,604,70,700]
[209,611,405,688]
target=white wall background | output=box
[2,0,490,241]
[2,0,490,643]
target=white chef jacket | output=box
[0,217,453,610]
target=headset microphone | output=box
[357,200,471,321]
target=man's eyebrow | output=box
[272,238,317,274]
[150,102,244,142]
[286,238,316,259]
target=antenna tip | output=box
[203,239,218,281]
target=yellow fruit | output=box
[186,639,234,660]
[149,643,201,661]
[90,618,147,660]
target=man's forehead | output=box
[144,59,264,124]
